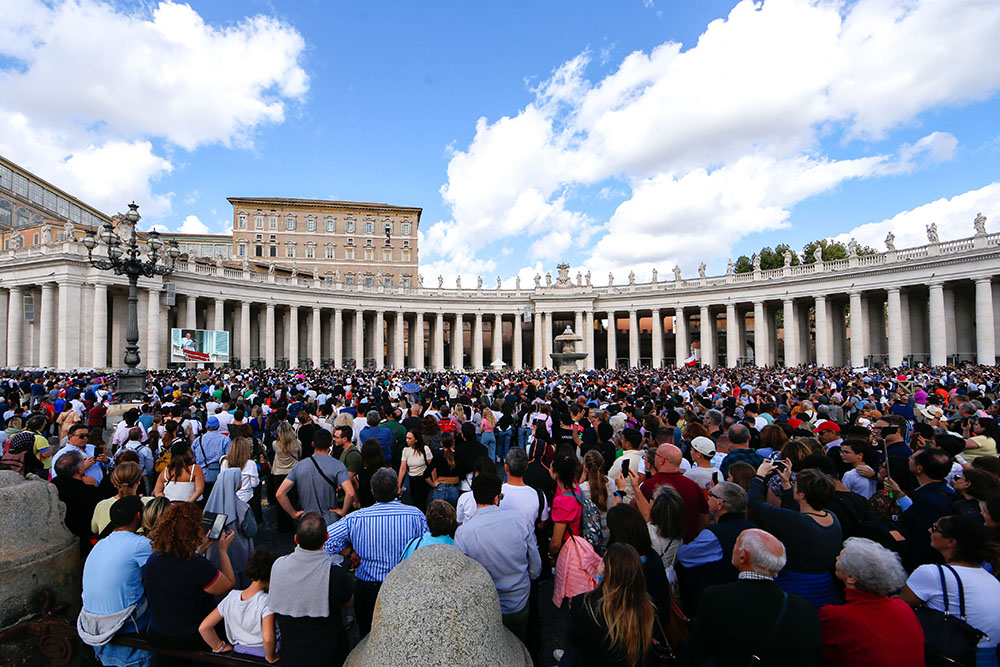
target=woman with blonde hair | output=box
[141,496,171,534]
[579,449,618,547]
[269,421,301,533]
[91,462,151,535]
[221,437,260,504]
[567,543,658,666]
[480,403,498,462]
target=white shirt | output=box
[215,412,235,435]
[220,459,260,503]
[842,468,877,499]
[608,450,644,503]
[906,564,1000,648]
[500,483,549,528]
[456,491,478,524]
[217,589,272,649]
[684,465,720,489]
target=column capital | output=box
[814,294,827,302]
[974,277,992,285]
[886,286,901,294]
[928,280,944,289]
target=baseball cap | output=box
[812,420,840,434]
[206,416,220,429]
[690,436,716,457]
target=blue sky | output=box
[1,0,999,284]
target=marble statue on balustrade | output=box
[673,265,682,281]
[376,271,383,285]
[608,272,614,286]
[698,263,707,279]
[726,259,734,276]
[40,223,52,245]
[63,221,74,238]
[974,212,987,235]
[312,267,319,281]
[926,222,939,244]
[241,256,249,272]
[651,267,658,283]
[438,275,443,288]
[456,276,462,289]
[418,274,424,288]
[585,271,591,286]
[847,239,858,257]
[628,271,636,285]
[476,275,483,289]
[267,261,275,275]
[556,263,571,287]
[752,254,761,272]
[576,271,582,286]
[496,276,502,289]
[813,245,823,262]
[545,272,552,287]
[515,276,521,290]
[534,274,541,288]
[783,250,792,267]
[335,269,341,282]
[215,254,224,269]
[885,232,896,251]
[291,262,299,278]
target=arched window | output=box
[325,217,335,232]
[306,217,316,231]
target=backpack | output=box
[567,488,603,547]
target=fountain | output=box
[550,326,587,373]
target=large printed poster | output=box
[171,328,230,364]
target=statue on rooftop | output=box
[783,250,792,267]
[585,271,591,286]
[885,231,896,251]
[752,254,761,272]
[673,265,682,281]
[290,262,298,278]
[437,275,443,288]
[813,245,823,263]
[456,275,462,289]
[40,223,52,245]
[926,222,939,244]
[974,212,987,235]
[726,259,734,275]
[651,267,657,283]
[628,271,635,286]
[608,272,614,286]
[698,262,707,279]
[496,276,502,289]
[545,272,552,287]
[476,275,483,289]
[515,276,521,290]
[534,274,541,288]
[267,261,275,275]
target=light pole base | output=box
[116,368,146,403]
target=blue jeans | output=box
[495,429,512,462]
[481,431,496,462]
[518,427,531,451]
[431,482,460,506]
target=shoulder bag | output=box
[914,564,985,667]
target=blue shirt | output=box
[82,531,152,614]
[50,443,104,484]
[359,425,394,461]
[400,532,454,561]
[324,500,427,582]
[676,529,724,567]
[454,505,542,614]
[193,430,231,483]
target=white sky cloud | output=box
[0,0,307,220]
[178,214,210,234]
[426,0,1000,282]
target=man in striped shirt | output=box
[323,468,427,637]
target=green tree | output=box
[801,238,878,263]
[733,243,800,273]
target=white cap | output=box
[691,436,716,457]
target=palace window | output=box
[254,215,263,229]
[401,276,411,288]
[269,246,277,257]
[364,248,373,261]
[364,276,374,287]
[238,244,246,257]
[345,247,355,260]
[325,244,335,259]
[306,218,316,231]
[345,275,354,285]
[402,249,411,262]
[345,220,355,233]
[269,216,278,230]
[384,275,392,287]
[325,217,335,232]
[285,216,295,231]
[382,248,391,261]
[305,244,315,259]
[364,221,374,234]
[383,221,393,236]
[255,245,263,257]
[285,243,296,258]
[238,214,247,229]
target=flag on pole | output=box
[683,354,698,367]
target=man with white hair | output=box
[690,528,821,666]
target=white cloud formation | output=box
[178,214,210,234]
[429,0,1000,282]
[0,0,307,219]
[835,182,1000,250]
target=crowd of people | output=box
[3,361,1000,666]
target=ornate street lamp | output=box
[82,202,181,401]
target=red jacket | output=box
[817,589,924,667]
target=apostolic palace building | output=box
[0,152,997,372]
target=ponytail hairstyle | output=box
[583,450,608,511]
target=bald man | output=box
[690,528,821,666]
[638,444,709,542]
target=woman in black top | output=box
[356,440,384,508]
[568,543,658,667]
[606,504,671,627]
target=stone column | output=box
[452,314,464,369]
[374,310,385,370]
[213,298,224,333]
[91,284,107,368]
[975,278,996,365]
[433,312,445,371]
[753,301,767,367]
[414,312,425,370]
[815,296,830,367]
[675,308,689,367]
[584,310,595,370]
[57,281,82,368]
[628,310,639,368]
[288,305,299,368]
[6,287,22,367]
[0,289,7,367]
[241,302,252,368]
[574,312,585,370]
[354,310,365,368]
[651,309,663,368]
[533,312,543,370]
[493,313,503,366]
[543,311,553,368]
[312,307,323,368]
[393,311,405,368]
[185,295,197,329]
[39,283,56,368]
[726,303,739,368]
[607,311,618,369]
[886,288,904,367]
[783,299,798,367]
[699,306,715,368]
[849,291,864,367]
[471,312,483,370]
[928,283,946,366]
[333,309,344,368]
[513,313,524,370]
[265,303,276,367]
[146,287,162,370]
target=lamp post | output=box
[82,202,180,402]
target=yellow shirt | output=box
[33,433,53,470]
[91,495,152,535]
[965,435,997,460]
